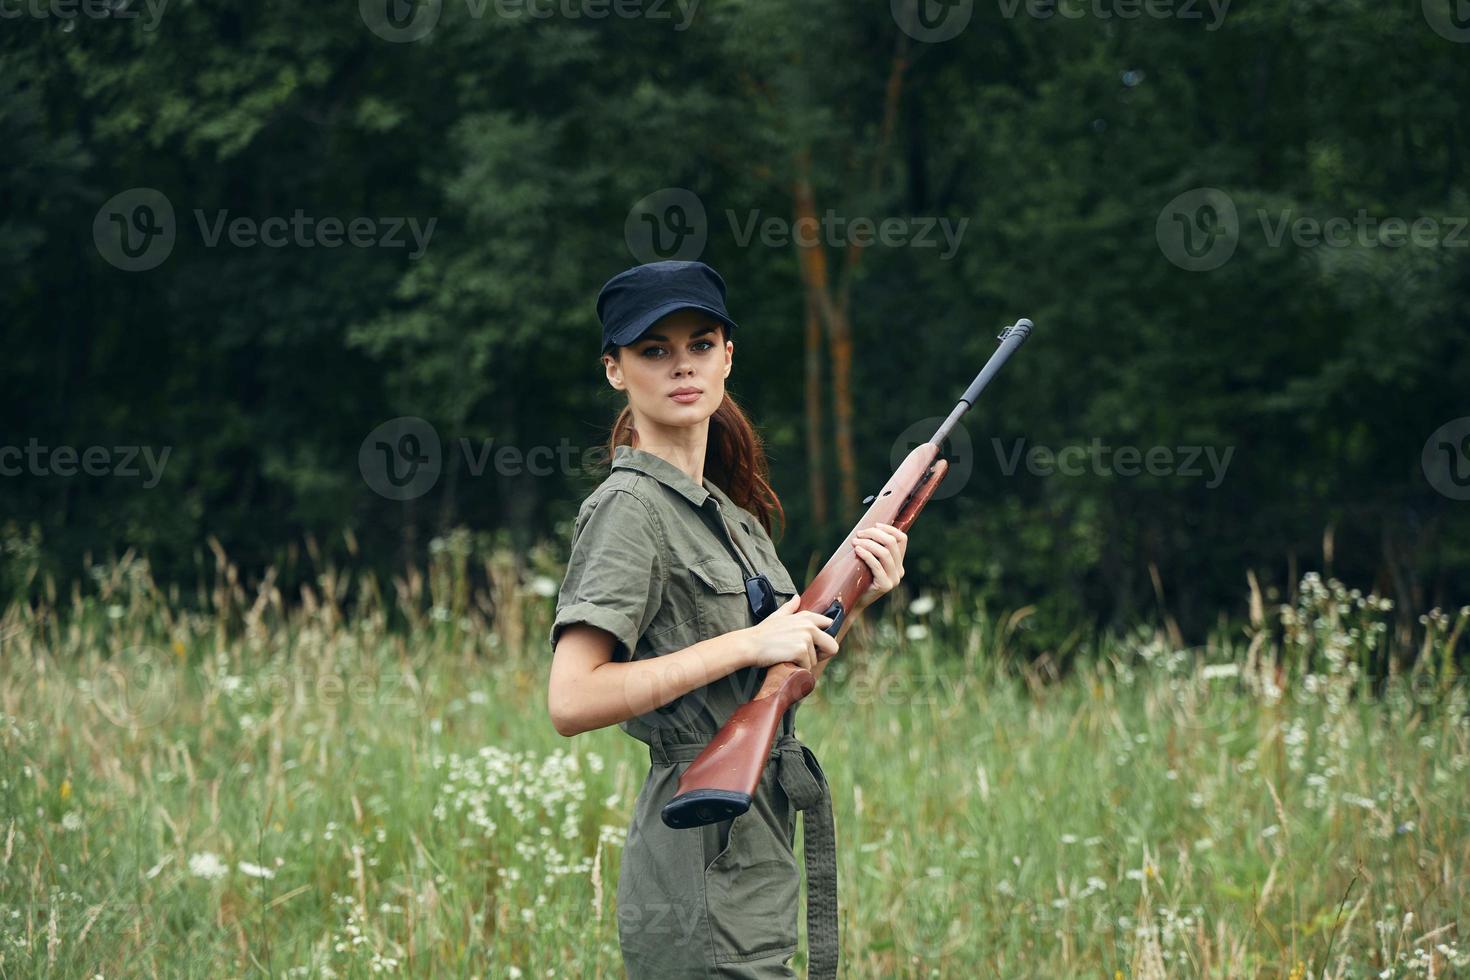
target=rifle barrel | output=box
[930,318,1033,447]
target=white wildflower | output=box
[188,851,228,880]
[908,595,936,616]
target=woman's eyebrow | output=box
[639,325,718,342]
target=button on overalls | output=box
[551,445,839,978]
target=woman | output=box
[547,260,908,978]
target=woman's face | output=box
[604,308,732,436]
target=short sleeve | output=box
[549,488,665,661]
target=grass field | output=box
[1,541,1467,978]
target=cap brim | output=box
[606,301,738,351]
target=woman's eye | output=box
[640,340,715,358]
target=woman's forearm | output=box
[558,629,756,736]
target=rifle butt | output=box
[660,665,814,828]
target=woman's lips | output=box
[670,391,702,403]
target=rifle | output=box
[661,318,1035,829]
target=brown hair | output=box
[604,333,786,542]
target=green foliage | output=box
[2,562,1466,975]
[3,0,1467,638]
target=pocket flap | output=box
[689,557,747,594]
[766,563,798,597]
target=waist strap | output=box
[649,729,839,980]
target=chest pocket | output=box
[728,515,800,600]
[764,561,798,599]
[689,557,753,639]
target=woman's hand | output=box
[741,595,838,670]
[851,522,907,610]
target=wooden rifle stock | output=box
[661,318,1035,829]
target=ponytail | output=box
[605,391,786,542]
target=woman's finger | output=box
[862,525,898,549]
[854,540,891,588]
[858,537,897,578]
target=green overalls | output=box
[551,444,839,978]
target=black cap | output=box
[596,260,738,356]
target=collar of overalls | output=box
[610,444,739,516]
